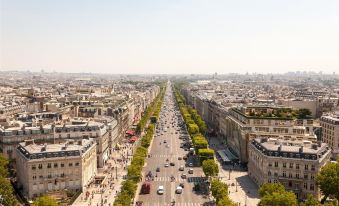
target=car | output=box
[157,186,164,195]
[181,173,187,179]
[188,162,193,167]
[170,162,175,166]
[163,140,167,143]
[188,169,194,174]
[179,165,184,171]
[166,144,170,148]
[175,186,183,194]
[156,167,160,172]
[178,157,182,160]
[183,156,187,160]
[165,163,169,167]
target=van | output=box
[141,182,151,194]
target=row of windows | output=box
[267,180,315,191]
[268,162,315,170]
[268,171,315,180]
[32,162,80,170]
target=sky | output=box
[0,0,339,74]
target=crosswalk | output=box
[151,154,181,158]
[151,176,185,182]
[140,203,206,206]
[147,176,207,183]
[187,177,208,183]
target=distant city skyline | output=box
[1,0,339,74]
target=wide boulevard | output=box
[136,83,208,206]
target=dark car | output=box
[170,162,175,166]
[156,167,160,172]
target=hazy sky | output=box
[1,0,338,74]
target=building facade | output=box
[248,138,331,200]
[16,138,97,199]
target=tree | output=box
[33,194,57,206]
[202,159,219,177]
[0,154,9,178]
[0,178,19,206]
[259,191,297,206]
[258,183,285,197]
[217,196,237,206]
[316,161,339,203]
[299,195,321,206]
[211,179,229,203]
[297,108,312,119]
[188,124,199,135]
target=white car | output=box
[179,165,184,171]
[157,185,164,195]
[175,186,183,194]
[165,163,169,167]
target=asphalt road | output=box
[136,83,208,206]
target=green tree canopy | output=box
[202,159,219,177]
[258,183,286,197]
[33,194,57,206]
[211,179,230,204]
[0,178,19,206]
[316,161,339,202]
[259,191,297,206]
[0,154,9,178]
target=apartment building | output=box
[54,120,110,168]
[16,138,97,199]
[248,137,331,200]
[0,125,55,160]
[320,114,339,158]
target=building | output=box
[16,138,97,199]
[320,114,339,158]
[248,137,331,200]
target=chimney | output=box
[41,144,47,152]
[278,144,282,152]
[25,139,34,146]
[299,145,304,153]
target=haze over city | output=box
[1,0,339,74]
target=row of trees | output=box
[114,86,165,206]
[0,154,19,206]
[173,85,214,163]
[173,83,236,206]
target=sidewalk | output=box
[208,136,260,206]
[72,139,139,206]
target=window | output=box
[39,175,43,179]
[288,181,292,187]
[274,162,279,167]
[273,179,278,183]
[268,179,271,183]
[69,163,73,167]
[38,164,43,169]
[289,173,292,178]
[304,173,308,179]
[295,173,300,179]
[304,182,307,189]
[311,165,315,171]
[296,164,300,170]
[75,162,80,166]
[283,163,286,168]
[282,171,286,177]
[32,165,36,170]
[47,163,51,168]
[32,175,36,180]
[54,163,58,168]
[268,162,272,167]
[310,184,314,191]
[268,171,271,176]
[61,163,64,167]
[289,163,293,169]
[305,165,308,170]
[311,174,314,180]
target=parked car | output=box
[188,169,194,174]
[176,186,183,194]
